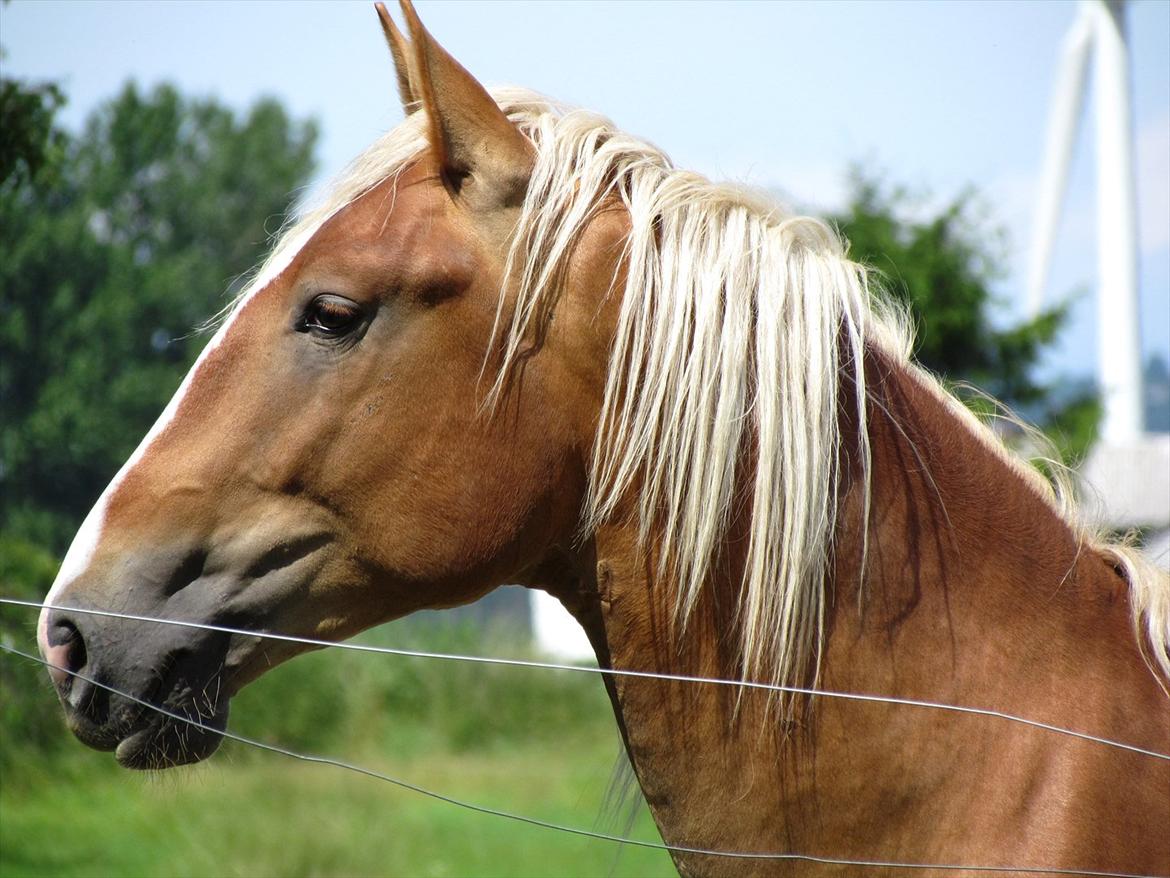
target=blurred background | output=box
[2,2,1167,876]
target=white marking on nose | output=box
[37,225,320,654]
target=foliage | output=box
[0,74,65,190]
[0,534,71,774]
[0,74,318,779]
[0,80,317,554]
[831,173,1100,464]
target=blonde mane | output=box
[236,87,1169,692]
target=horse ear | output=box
[397,0,534,205]
[375,2,418,114]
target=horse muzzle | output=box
[36,510,345,768]
[39,595,233,769]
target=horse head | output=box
[36,1,621,769]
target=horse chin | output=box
[112,707,229,770]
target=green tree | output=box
[832,173,1100,463]
[0,77,317,770]
[0,75,65,190]
[0,82,318,554]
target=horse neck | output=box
[841,349,1155,697]
[563,346,1166,875]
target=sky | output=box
[3,0,1168,386]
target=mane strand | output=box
[491,94,882,699]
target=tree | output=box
[831,173,1100,463]
[0,75,65,190]
[0,82,318,554]
[0,77,317,769]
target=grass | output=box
[0,618,677,878]
[1,742,673,878]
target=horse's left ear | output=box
[375,2,419,113]
[396,0,534,206]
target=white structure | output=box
[1028,0,1143,445]
[1029,0,1168,546]
[531,591,595,661]
[1082,434,1170,525]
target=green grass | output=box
[0,619,676,878]
[1,742,672,878]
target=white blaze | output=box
[37,227,318,646]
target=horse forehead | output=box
[312,165,456,253]
[286,171,491,298]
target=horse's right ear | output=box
[394,0,534,208]
[375,2,418,114]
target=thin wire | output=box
[4,596,1166,761]
[1,643,1162,878]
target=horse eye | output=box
[300,295,362,338]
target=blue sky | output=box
[3,0,1168,383]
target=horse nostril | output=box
[45,619,88,687]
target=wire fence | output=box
[1,596,1167,877]
[4,598,1164,760]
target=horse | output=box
[34,3,1169,875]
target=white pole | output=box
[1091,0,1144,442]
[1027,6,1094,317]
